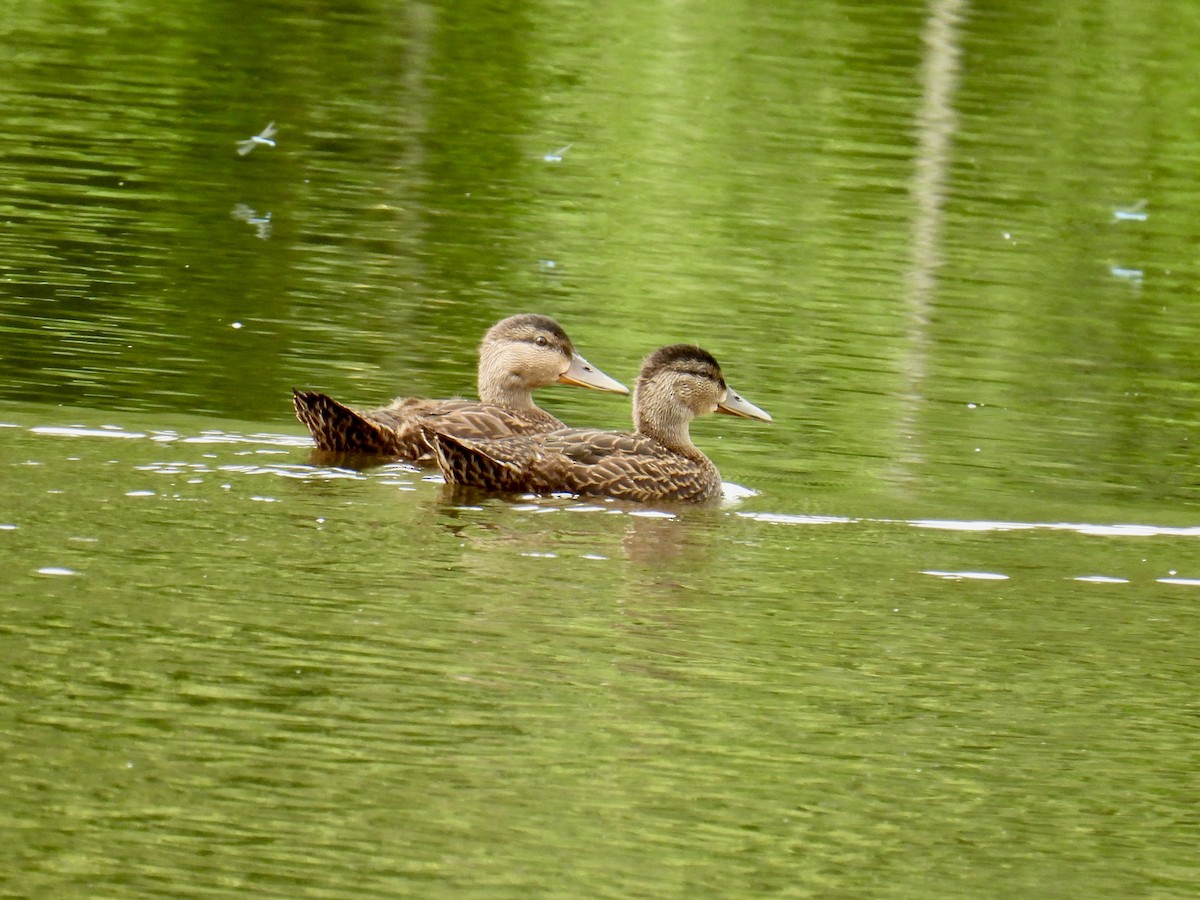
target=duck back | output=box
[431,428,723,503]
[292,390,564,460]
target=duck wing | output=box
[432,429,722,503]
[292,390,564,460]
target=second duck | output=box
[429,344,772,504]
[293,314,627,460]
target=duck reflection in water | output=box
[431,487,721,567]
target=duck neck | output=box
[635,400,702,458]
[477,354,537,409]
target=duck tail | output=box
[292,389,412,455]
[428,431,527,489]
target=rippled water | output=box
[4,0,1200,896]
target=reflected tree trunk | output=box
[895,0,967,478]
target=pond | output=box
[2,0,1199,896]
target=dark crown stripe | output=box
[512,313,570,344]
[642,344,720,373]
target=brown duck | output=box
[292,314,628,460]
[429,344,772,503]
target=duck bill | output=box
[559,352,629,394]
[717,386,772,422]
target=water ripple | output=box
[921,570,1010,581]
[739,511,1200,539]
[30,425,146,440]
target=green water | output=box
[3,0,1200,896]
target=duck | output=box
[429,344,771,503]
[292,314,628,460]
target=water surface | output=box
[3,0,1200,896]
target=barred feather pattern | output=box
[431,428,723,504]
[292,390,565,461]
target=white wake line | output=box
[739,512,1200,539]
[19,425,1200,539]
[28,424,312,448]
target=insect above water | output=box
[237,121,278,156]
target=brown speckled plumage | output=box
[430,344,772,504]
[292,391,567,460]
[292,314,626,461]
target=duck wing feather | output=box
[293,390,564,460]
[432,429,722,504]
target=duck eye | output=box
[535,336,549,347]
